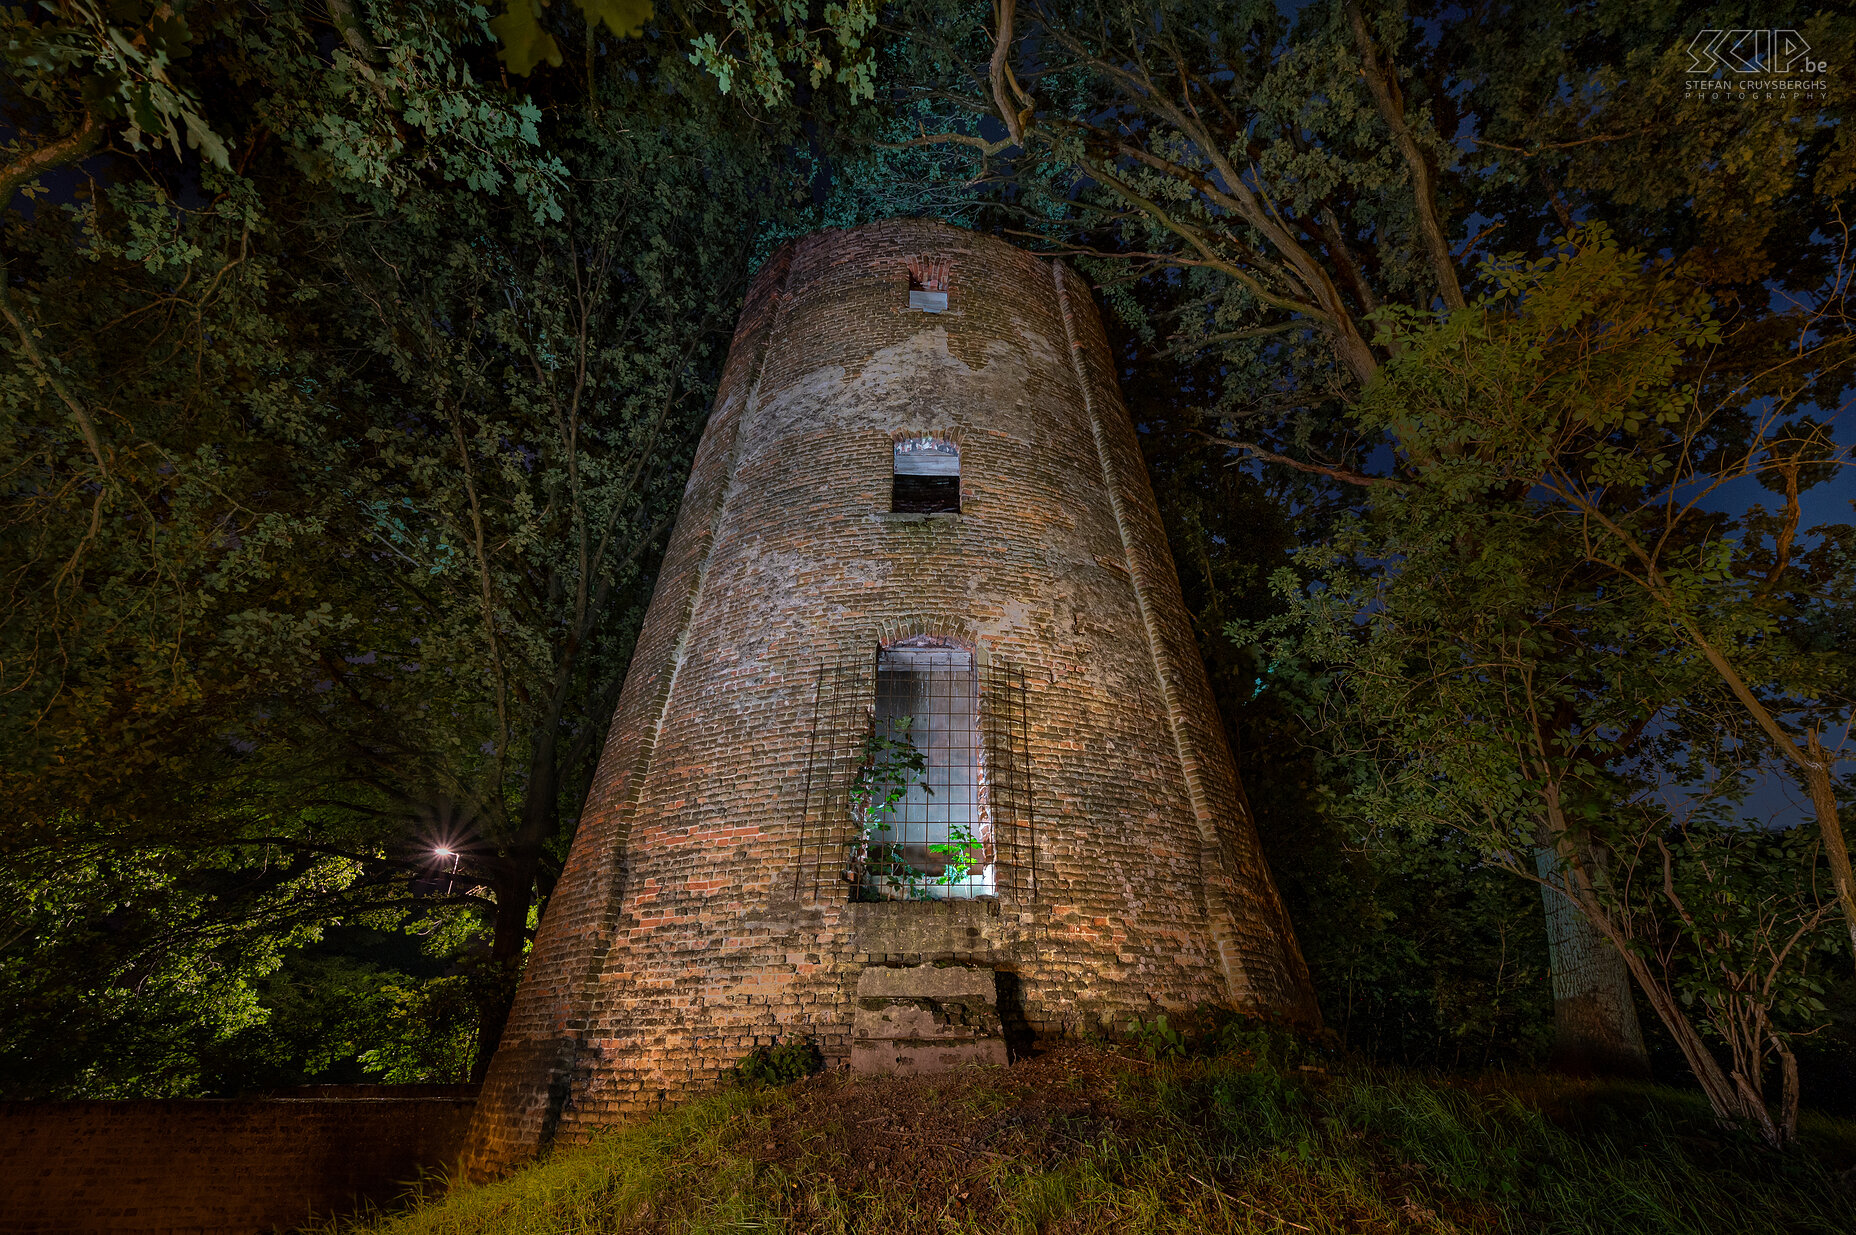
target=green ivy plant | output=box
[849,715,988,899]
[850,716,924,821]
[926,820,981,889]
[1132,1014,1187,1061]
[850,715,925,897]
[731,1039,822,1088]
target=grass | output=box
[338,1039,1856,1235]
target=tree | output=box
[2,0,576,816]
[1127,333,1557,1068]
[840,0,1853,1076]
[3,1,793,1090]
[1245,229,1853,1142]
[234,90,779,1073]
[1532,845,1648,1076]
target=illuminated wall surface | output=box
[465,219,1317,1176]
[0,1093,475,1233]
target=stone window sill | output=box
[875,511,961,523]
[851,898,1000,928]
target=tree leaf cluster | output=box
[2,0,804,1094]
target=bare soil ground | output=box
[753,1044,1133,1224]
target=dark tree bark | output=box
[1534,848,1649,1077]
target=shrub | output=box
[730,1039,822,1088]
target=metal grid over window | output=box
[980,658,1034,902]
[791,644,1033,904]
[864,641,987,899]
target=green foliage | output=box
[1132,1014,1186,1061]
[483,0,879,105]
[1135,378,1556,1068]
[1,0,802,1095]
[926,820,982,887]
[849,715,982,898]
[3,1,228,168]
[251,1,572,221]
[203,940,482,1090]
[351,974,481,1084]
[0,843,351,1096]
[856,0,1853,565]
[853,715,948,897]
[687,0,878,106]
[1650,823,1842,1054]
[489,0,652,75]
[850,715,928,827]
[729,1039,823,1089]
[0,829,486,1096]
[1294,826,1558,1068]
[1239,226,1854,1138]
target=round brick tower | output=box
[464,219,1316,1174]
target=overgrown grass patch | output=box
[1126,1054,1855,1233]
[346,1044,1856,1234]
[339,1085,792,1234]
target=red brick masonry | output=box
[0,1095,475,1234]
[465,219,1319,1177]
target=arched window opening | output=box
[907,256,949,313]
[892,437,959,513]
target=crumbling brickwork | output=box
[465,219,1317,1177]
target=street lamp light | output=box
[434,846,461,893]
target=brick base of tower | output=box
[463,220,1319,1178]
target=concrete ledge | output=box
[849,1038,1007,1075]
[851,964,1006,1077]
[858,964,999,1002]
[849,898,999,955]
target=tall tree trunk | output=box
[1588,886,1752,1127]
[1803,731,1856,965]
[1777,1037,1801,1145]
[1538,791,1754,1131]
[469,694,568,1081]
[472,844,541,1082]
[1534,848,1649,1077]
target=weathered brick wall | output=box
[1049,263,1318,1018]
[466,219,1317,1177]
[0,1096,476,1234]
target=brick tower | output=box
[464,219,1317,1175]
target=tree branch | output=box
[1345,2,1464,310]
[988,0,1034,145]
[0,110,103,209]
[1191,430,1396,488]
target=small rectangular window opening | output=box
[907,256,949,313]
[859,639,995,901]
[892,437,959,513]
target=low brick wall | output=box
[0,1092,476,1234]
